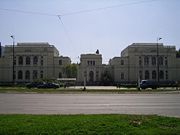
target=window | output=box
[59,72,62,78]
[41,59,43,66]
[14,56,16,65]
[121,73,124,80]
[40,71,43,79]
[18,56,23,65]
[26,56,30,65]
[159,57,163,65]
[144,56,149,65]
[25,70,30,80]
[59,60,62,65]
[87,61,95,66]
[33,56,38,65]
[165,57,168,66]
[152,57,156,66]
[139,70,142,80]
[40,56,44,66]
[33,70,38,79]
[145,70,149,80]
[165,71,168,80]
[18,70,23,80]
[139,58,142,66]
[152,70,156,80]
[160,70,164,79]
[121,60,124,65]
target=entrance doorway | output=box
[89,71,94,82]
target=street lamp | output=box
[10,35,15,84]
[157,37,162,84]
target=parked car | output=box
[139,80,158,89]
[26,82,45,88]
[37,83,59,89]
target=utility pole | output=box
[157,37,162,85]
[10,35,15,84]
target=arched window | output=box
[18,70,23,80]
[159,57,163,65]
[144,56,149,65]
[59,60,62,65]
[152,57,156,66]
[121,60,124,65]
[25,70,30,80]
[121,72,124,80]
[152,70,156,80]
[59,72,62,78]
[18,56,23,65]
[33,56,38,65]
[145,70,149,80]
[160,70,164,79]
[26,56,30,65]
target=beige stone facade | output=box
[110,43,180,83]
[77,53,104,85]
[0,42,180,85]
[0,42,71,83]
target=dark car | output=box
[37,83,59,89]
[139,80,158,89]
[26,82,45,89]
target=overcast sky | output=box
[0,0,180,63]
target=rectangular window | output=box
[41,60,43,66]
[165,57,168,66]
[166,71,168,80]
[14,57,16,65]
[139,57,142,66]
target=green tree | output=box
[101,70,113,85]
[176,49,180,58]
[64,64,77,78]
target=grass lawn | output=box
[0,114,180,135]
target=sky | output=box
[0,0,180,64]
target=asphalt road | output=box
[0,93,180,117]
